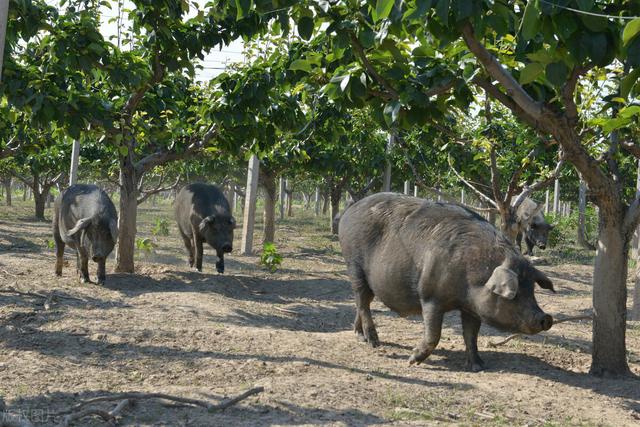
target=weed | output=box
[260,242,283,273]
[136,237,156,255]
[151,218,170,237]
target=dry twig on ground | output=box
[488,315,593,347]
[54,387,264,426]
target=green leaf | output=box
[521,0,540,41]
[545,61,569,86]
[623,18,640,46]
[519,62,544,84]
[297,16,314,40]
[620,68,640,98]
[619,105,640,119]
[455,0,473,21]
[383,100,401,125]
[576,0,593,11]
[436,0,450,24]
[289,59,312,73]
[628,36,640,67]
[234,0,252,20]
[375,0,395,22]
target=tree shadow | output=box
[206,304,355,333]
[418,347,640,414]
[0,232,43,254]
[102,271,352,305]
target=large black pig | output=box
[53,184,118,285]
[339,193,554,372]
[175,183,235,273]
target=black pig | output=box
[339,193,554,371]
[53,184,118,285]
[175,183,235,273]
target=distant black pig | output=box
[339,193,554,371]
[53,184,118,285]
[175,183,236,273]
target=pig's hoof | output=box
[216,265,224,274]
[79,277,90,284]
[365,328,379,347]
[96,278,106,286]
[408,348,431,365]
[55,271,62,277]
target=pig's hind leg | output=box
[348,264,379,347]
[53,222,65,276]
[409,300,443,365]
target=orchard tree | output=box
[266,0,640,375]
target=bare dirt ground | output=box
[0,200,639,426]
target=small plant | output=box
[260,242,283,273]
[136,237,156,255]
[151,218,170,237]
[45,239,55,250]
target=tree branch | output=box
[562,66,590,123]
[512,154,565,210]
[620,140,640,158]
[137,175,181,205]
[449,159,498,208]
[122,51,165,119]
[462,22,545,122]
[348,32,399,100]
[135,126,217,175]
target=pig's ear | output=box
[531,267,555,293]
[485,266,518,300]
[198,215,215,233]
[68,217,92,236]
[109,219,118,242]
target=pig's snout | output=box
[538,243,546,250]
[222,244,232,253]
[538,313,553,331]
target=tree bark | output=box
[590,219,631,376]
[330,184,342,234]
[632,259,640,321]
[34,188,48,221]
[577,179,595,250]
[3,176,11,206]
[260,168,277,244]
[322,187,330,215]
[115,159,138,273]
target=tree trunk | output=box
[34,188,47,221]
[286,189,293,217]
[3,177,11,206]
[498,206,518,243]
[553,179,560,215]
[590,218,630,376]
[115,160,138,273]
[322,186,330,215]
[260,169,277,244]
[31,174,51,221]
[577,179,595,250]
[632,258,640,321]
[330,184,342,234]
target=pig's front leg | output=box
[215,251,225,274]
[461,310,485,372]
[409,301,443,365]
